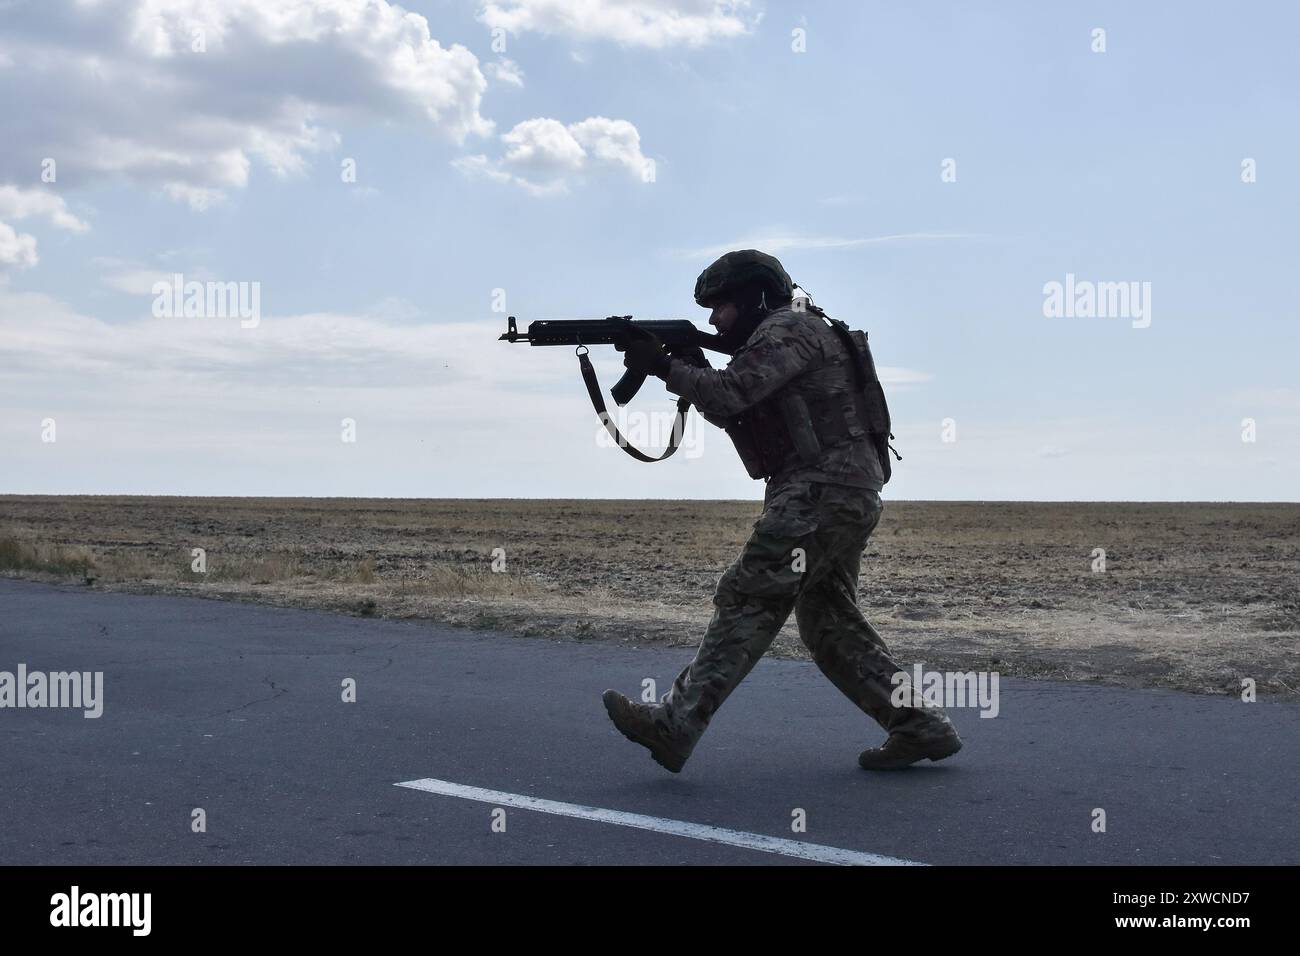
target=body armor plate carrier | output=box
[723,304,897,484]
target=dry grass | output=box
[0,534,96,578]
[1,496,1297,697]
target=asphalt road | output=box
[1,577,1296,865]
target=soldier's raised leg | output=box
[603,481,834,771]
[793,488,962,769]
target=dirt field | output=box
[2,496,1297,697]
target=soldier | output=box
[602,250,963,772]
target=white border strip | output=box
[395,777,924,866]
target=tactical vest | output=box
[723,305,896,484]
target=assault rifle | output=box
[499,315,731,461]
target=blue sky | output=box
[1,0,1297,499]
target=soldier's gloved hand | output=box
[667,344,709,369]
[616,326,672,379]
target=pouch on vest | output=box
[778,394,824,466]
[724,414,770,480]
[817,312,896,485]
[725,398,813,480]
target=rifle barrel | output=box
[499,316,729,354]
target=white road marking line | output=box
[394,777,924,866]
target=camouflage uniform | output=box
[654,304,955,755]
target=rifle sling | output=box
[577,350,690,463]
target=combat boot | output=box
[858,726,963,771]
[602,690,693,773]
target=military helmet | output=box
[694,249,794,307]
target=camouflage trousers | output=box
[659,480,954,749]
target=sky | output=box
[1,0,1297,500]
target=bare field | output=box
[2,496,1297,697]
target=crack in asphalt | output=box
[209,675,289,718]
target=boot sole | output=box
[602,691,687,773]
[859,734,963,771]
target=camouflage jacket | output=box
[664,305,885,490]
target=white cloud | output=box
[0,287,566,394]
[452,154,566,197]
[879,366,934,388]
[103,268,180,297]
[0,286,613,495]
[0,186,90,234]
[0,0,493,209]
[569,117,654,179]
[478,0,757,49]
[458,115,653,194]
[0,185,91,271]
[92,257,216,296]
[164,183,234,212]
[0,222,40,271]
[485,58,525,87]
[502,118,588,173]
